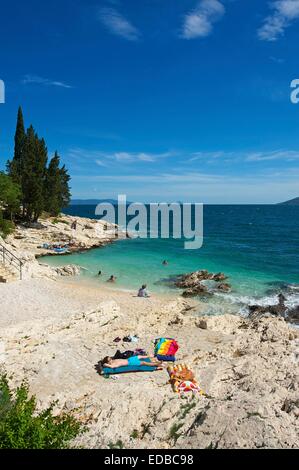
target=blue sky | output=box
[1,0,299,203]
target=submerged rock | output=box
[182,284,210,298]
[217,282,232,292]
[170,270,230,297]
[55,265,81,277]
[213,273,228,282]
[175,270,228,288]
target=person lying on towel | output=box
[102,355,163,369]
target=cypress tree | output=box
[44,152,62,216]
[7,107,26,185]
[59,164,71,210]
[22,127,47,222]
[33,137,48,221]
[22,126,36,221]
[44,154,71,216]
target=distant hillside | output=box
[70,199,133,206]
[70,199,119,205]
[278,197,299,206]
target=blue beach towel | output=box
[102,358,158,375]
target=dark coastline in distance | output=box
[70,198,299,206]
[70,199,118,205]
[278,197,299,206]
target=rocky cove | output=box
[0,215,298,449]
[0,214,119,280]
[0,279,298,449]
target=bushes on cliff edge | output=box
[0,214,14,239]
[0,375,83,449]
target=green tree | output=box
[44,153,71,216]
[44,152,61,216]
[0,212,14,238]
[6,107,71,222]
[7,106,26,185]
[33,136,48,221]
[59,164,71,210]
[22,126,47,222]
[0,172,21,220]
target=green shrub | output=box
[0,216,14,238]
[169,422,184,442]
[108,440,124,449]
[130,429,139,439]
[0,375,83,449]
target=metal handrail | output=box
[0,243,23,280]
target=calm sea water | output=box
[43,205,299,315]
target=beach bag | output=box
[154,338,179,361]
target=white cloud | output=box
[269,56,285,63]
[69,147,299,167]
[186,149,299,163]
[95,159,109,167]
[245,150,299,162]
[22,75,72,89]
[181,0,225,39]
[99,7,140,41]
[189,151,225,161]
[67,148,175,165]
[112,151,172,162]
[258,0,299,41]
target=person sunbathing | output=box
[138,284,150,297]
[102,355,163,369]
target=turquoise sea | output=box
[43,204,299,316]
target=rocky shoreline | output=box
[0,278,298,449]
[0,214,119,280]
[164,270,299,325]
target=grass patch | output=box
[178,399,196,420]
[108,440,124,449]
[169,422,184,443]
[130,429,139,439]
